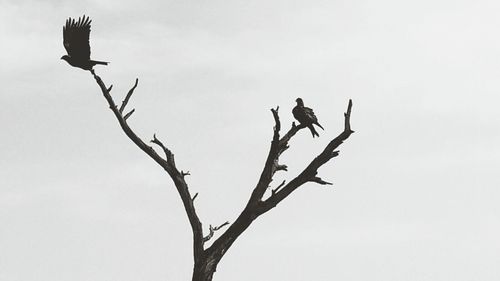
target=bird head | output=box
[295,98,304,106]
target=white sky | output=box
[1,0,500,280]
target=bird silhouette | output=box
[61,15,108,71]
[292,98,324,138]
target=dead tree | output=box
[88,70,354,281]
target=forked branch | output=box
[88,70,353,281]
[204,100,354,270]
[119,78,138,113]
[90,72,205,261]
[151,134,175,167]
[203,222,230,243]
[262,99,354,210]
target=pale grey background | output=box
[1,0,499,280]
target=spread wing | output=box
[63,15,92,60]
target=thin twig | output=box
[271,180,287,195]
[203,222,230,243]
[124,109,135,120]
[150,134,174,164]
[310,176,333,185]
[119,78,139,114]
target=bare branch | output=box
[88,70,354,280]
[271,180,286,195]
[279,122,305,150]
[271,106,280,138]
[119,78,139,114]
[344,99,354,134]
[90,72,204,262]
[203,222,230,243]
[107,85,113,92]
[124,108,135,120]
[181,170,191,177]
[275,163,288,172]
[263,99,354,210]
[310,176,332,185]
[213,222,230,231]
[205,100,354,267]
[150,134,175,166]
[247,107,285,204]
[192,192,198,202]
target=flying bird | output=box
[292,98,324,138]
[61,15,108,71]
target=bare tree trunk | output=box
[192,260,216,281]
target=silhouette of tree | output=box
[88,70,354,281]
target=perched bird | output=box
[61,15,108,71]
[292,98,324,138]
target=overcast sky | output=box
[1,0,500,280]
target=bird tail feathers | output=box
[308,125,320,138]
